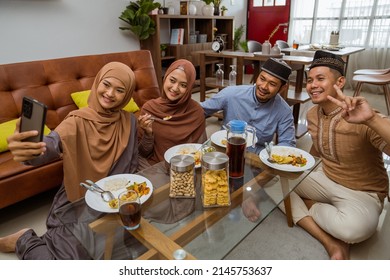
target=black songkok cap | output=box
[261,58,292,82]
[309,50,345,76]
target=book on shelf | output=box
[170,28,184,45]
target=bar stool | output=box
[353,68,390,75]
[353,72,390,115]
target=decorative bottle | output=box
[262,40,271,55]
[270,44,281,55]
[229,65,237,86]
[215,64,224,86]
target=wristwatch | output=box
[212,36,224,52]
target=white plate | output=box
[259,146,315,172]
[210,130,258,148]
[164,143,202,168]
[85,174,153,213]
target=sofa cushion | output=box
[71,90,140,112]
[0,119,51,153]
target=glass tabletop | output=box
[54,152,321,260]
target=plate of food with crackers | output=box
[85,174,153,213]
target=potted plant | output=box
[160,44,168,57]
[119,0,161,41]
[233,24,245,51]
[220,5,228,16]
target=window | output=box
[289,0,390,48]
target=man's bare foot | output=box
[325,238,350,260]
[0,228,30,253]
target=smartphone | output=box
[20,96,48,142]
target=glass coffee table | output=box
[55,152,320,260]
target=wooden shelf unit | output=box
[140,15,234,88]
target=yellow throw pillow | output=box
[0,119,51,153]
[70,90,139,113]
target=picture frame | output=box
[180,1,188,15]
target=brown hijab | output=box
[141,59,205,164]
[55,62,136,201]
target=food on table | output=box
[106,181,151,209]
[221,138,227,146]
[104,177,129,191]
[192,151,201,166]
[126,181,151,197]
[202,169,229,206]
[108,198,119,209]
[271,154,307,167]
[170,169,195,198]
[163,115,172,120]
[177,145,201,166]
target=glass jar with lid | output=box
[169,155,195,198]
[201,152,230,207]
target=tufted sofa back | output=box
[0,50,160,129]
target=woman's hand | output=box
[6,118,46,162]
[138,113,154,136]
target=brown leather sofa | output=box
[0,50,160,209]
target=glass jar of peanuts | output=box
[169,155,195,198]
[201,152,230,207]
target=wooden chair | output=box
[353,68,390,75]
[353,72,390,115]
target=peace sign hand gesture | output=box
[327,84,376,124]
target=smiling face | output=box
[306,66,345,113]
[255,71,285,103]
[163,68,188,102]
[96,77,126,110]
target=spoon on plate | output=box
[264,142,276,164]
[80,180,115,202]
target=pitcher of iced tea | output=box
[225,120,256,178]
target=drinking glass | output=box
[229,65,237,86]
[216,63,224,86]
[293,40,299,49]
[118,190,141,230]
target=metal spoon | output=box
[84,180,115,202]
[150,115,172,121]
[264,142,276,164]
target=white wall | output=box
[0,0,139,64]
[0,0,246,64]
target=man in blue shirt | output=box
[201,58,296,154]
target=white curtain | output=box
[289,0,390,91]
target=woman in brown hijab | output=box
[138,59,207,168]
[1,62,139,259]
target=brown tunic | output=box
[307,106,389,201]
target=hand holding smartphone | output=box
[20,96,48,142]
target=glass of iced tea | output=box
[118,190,141,230]
[292,41,299,49]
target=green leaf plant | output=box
[119,0,161,41]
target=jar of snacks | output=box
[169,155,195,198]
[201,152,230,207]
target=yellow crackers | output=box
[202,169,230,207]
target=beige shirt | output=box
[307,106,389,201]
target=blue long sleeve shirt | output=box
[201,84,296,154]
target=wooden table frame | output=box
[86,153,319,260]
